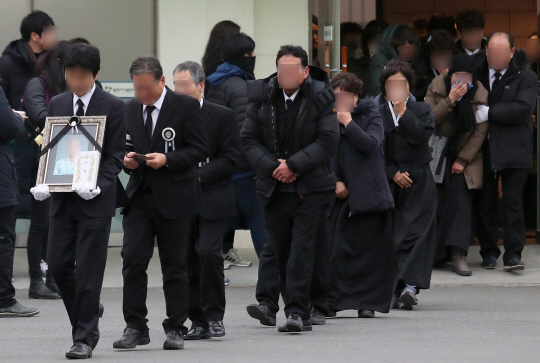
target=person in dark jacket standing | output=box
[380,60,436,311]
[206,32,265,265]
[241,45,338,333]
[0,86,39,318]
[475,32,537,271]
[173,61,241,340]
[17,40,71,300]
[455,9,486,57]
[0,10,57,109]
[326,73,395,319]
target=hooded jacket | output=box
[0,39,37,109]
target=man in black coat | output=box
[113,56,207,352]
[0,10,57,109]
[173,61,241,340]
[30,44,127,359]
[0,87,40,318]
[241,45,338,333]
[475,32,537,271]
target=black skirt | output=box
[392,164,437,291]
[327,199,395,313]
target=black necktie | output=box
[76,99,85,116]
[492,72,502,93]
[145,105,156,141]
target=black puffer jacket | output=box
[206,71,252,173]
[476,49,537,170]
[0,40,36,109]
[0,87,24,208]
[241,66,339,200]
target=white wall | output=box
[157,0,309,87]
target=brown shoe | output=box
[451,247,472,276]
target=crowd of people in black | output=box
[0,8,537,360]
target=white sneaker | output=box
[223,248,252,267]
[224,260,232,270]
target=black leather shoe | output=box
[504,257,525,271]
[310,309,326,325]
[0,302,39,317]
[163,331,184,350]
[399,288,418,310]
[358,309,375,318]
[209,321,225,337]
[29,280,61,300]
[90,327,100,350]
[277,314,309,333]
[482,256,497,269]
[184,326,211,340]
[98,304,104,318]
[113,328,150,349]
[65,341,92,359]
[246,304,276,326]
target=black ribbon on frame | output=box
[40,116,103,157]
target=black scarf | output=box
[225,56,256,80]
[444,77,477,136]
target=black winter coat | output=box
[476,49,537,170]
[241,66,339,201]
[335,99,394,215]
[0,40,36,109]
[0,87,24,208]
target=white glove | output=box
[30,184,50,201]
[72,183,101,200]
[475,105,489,124]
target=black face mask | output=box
[225,55,256,77]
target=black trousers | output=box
[255,216,329,316]
[264,191,332,321]
[187,215,227,327]
[121,189,190,334]
[477,143,528,263]
[0,206,17,308]
[27,197,50,281]
[47,195,111,345]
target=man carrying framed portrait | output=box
[30,43,127,360]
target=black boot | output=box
[45,272,61,295]
[29,279,61,300]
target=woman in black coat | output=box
[379,60,437,310]
[326,73,395,318]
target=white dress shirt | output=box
[465,48,481,56]
[142,86,167,135]
[283,89,300,110]
[489,69,507,90]
[72,83,96,116]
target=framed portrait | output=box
[36,116,107,192]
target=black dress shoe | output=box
[0,302,39,317]
[65,341,92,359]
[29,280,61,300]
[209,321,225,337]
[358,309,375,318]
[184,326,211,340]
[278,314,311,333]
[163,331,184,350]
[98,304,104,318]
[246,303,276,326]
[399,287,418,310]
[90,327,99,350]
[504,257,525,271]
[482,256,497,269]
[113,328,150,349]
[310,309,326,325]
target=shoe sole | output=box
[226,262,252,267]
[113,337,150,349]
[310,318,326,325]
[65,351,92,359]
[163,342,184,350]
[184,333,211,340]
[400,291,417,310]
[453,268,472,276]
[504,265,525,271]
[0,310,40,318]
[482,265,497,269]
[211,332,225,338]
[358,312,375,318]
[246,305,276,326]
[28,292,61,300]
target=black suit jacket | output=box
[124,87,208,219]
[197,100,241,220]
[47,86,127,218]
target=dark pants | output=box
[121,189,190,334]
[223,175,268,257]
[27,197,50,281]
[0,206,17,308]
[255,219,329,316]
[264,191,331,321]
[47,195,110,345]
[477,144,528,263]
[187,216,227,327]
